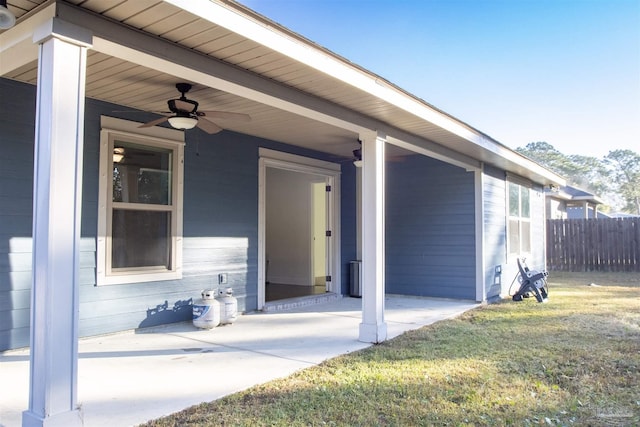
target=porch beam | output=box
[386,134,480,172]
[359,131,387,343]
[0,3,56,76]
[22,18,91,427]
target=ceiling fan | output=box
[139,83,251,134]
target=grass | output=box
[143,271,640,426]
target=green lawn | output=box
[143,271,640,426]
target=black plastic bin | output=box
[349,260,362,297]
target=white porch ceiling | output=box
[0,0,565,185]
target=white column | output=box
[584,201,589,219]
[358,131,387,343]
[23,18,91,427]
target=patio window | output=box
[508,181,531,256]
[97,117,184,285]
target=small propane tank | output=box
[193,289,221,329]
[216,287,238,325]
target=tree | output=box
[516,142,610,197]
[565,154,610,198]
[604,150,640,215]
[516,142,574,177]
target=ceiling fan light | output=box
[168,116,198,130]
[0,2,16,30]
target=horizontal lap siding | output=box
[481,166,547,301]
[340,166,357,295]
[0,79,36,349]
[0,78,351,350]
[386,156,476,299]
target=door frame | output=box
[258,148,341,309]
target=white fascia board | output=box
[165,0,563,184]
[548,190,573,201]
[504,150,566,186]
[165,0,480,141]
[0,3,56,76]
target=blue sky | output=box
[238,0,639,158]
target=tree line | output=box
[515,142,640,215]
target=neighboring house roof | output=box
[0,0,565,186]
[546,185,605,205]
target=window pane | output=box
[508,219,520,255]
[521,221,531,253]
[111,209,171,269]
[113,142,172,205]
[508,183,520,216]
[521,187,530,218]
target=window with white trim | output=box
[97,117,184,285]
[508,181,531,256]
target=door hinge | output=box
[326,275,332,282]
[326,230,332,237]
[326,185,332,192]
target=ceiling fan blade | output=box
[139,116,169,128]
[196,118,223,134]
[199,111,251,122]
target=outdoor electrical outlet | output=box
[218,273,228,284]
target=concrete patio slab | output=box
[0,295,478,427]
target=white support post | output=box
[23,18,91,427]
[474,167,486,302]
[358,131,387,343]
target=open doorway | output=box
[258,149,341,309]
[264,168,328,301]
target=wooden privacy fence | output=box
[547,218,640,272]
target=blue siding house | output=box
[546,185,604,219]
[0,1,565,424]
